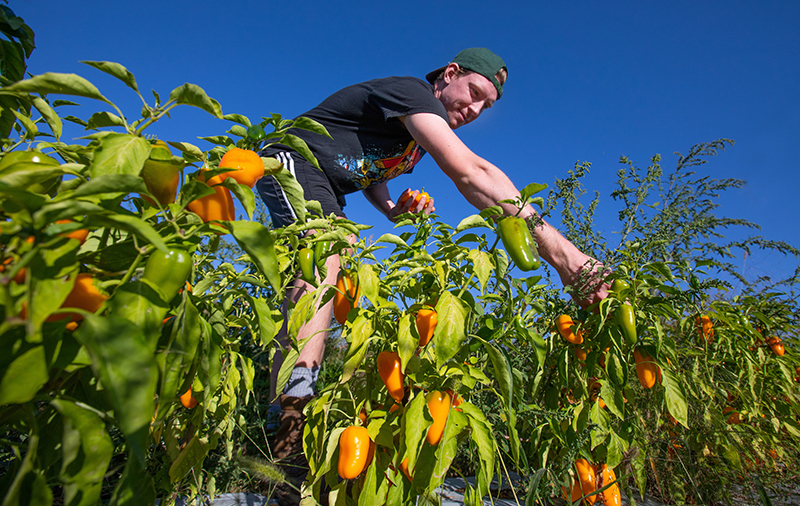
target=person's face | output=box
[437,64,498,129]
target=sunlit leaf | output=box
[80,60,138,92]
[168,83,223,118]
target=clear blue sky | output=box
[13,1,800,288]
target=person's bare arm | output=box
[401,112,608,307]
[363,182,435,222]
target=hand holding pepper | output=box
[394,188,435,217]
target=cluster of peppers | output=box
[336,304,453,484]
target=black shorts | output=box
[255,150,347,228]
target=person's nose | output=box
[466,102,482,122]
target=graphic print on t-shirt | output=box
[335,140,424,190]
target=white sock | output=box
[283,366,320,397]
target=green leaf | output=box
[455,214,491,233]
[281,133,321,170]
[168,83,223,118]
[220,177,255,220]
[600,380,625,420]
[198,135,234,147]
[459,403,495,502]
[288,288,321,340]
[274,348,299,402]
[263,156,281,174]
[605,350,628,388]
[397,313,417,372]
[631,439,648,496]
[92,213,167,252]
[222,113,251,126]
[11,108,36,139]
[80,61,138,92]
[493,248,509,280]
[2,433,54,506]
[292,116,331,138]
[73,314,159,464]
[32,96,62,139]
[169,435,211,483]
[0,39,26,83]
[605,431,628,469]
[156,301,202,423]
[0,164,63,190]
[52,399,113,506]
[26,259,80,330]
[429,409,468,491]
[433,291,467,366]
[72,173,148,197]
[401,393,431,473]
[0,72,109,103]
[229,221,281,293]
[358,263,379,307]
[340,339,370,385]
[227,124,247,139]
[85,111,125,130]
[467,249,493,293]
[375,233,407,247]
[479,205,503,220]
[270,165,306,222]
[166,140,204,159]
[88,133,150,178]
[106,279,170,350]
[108,450,156,506]
[248,296,277,347]
[661,368,688,427]
[520,182,548,201]
[340,315,373,382]
[0,327,49,405]
[484,340,513,410]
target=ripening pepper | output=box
[314,240,330,262]
[597,464,621,506]
[337,425,370,479]
[246,124,267,143]
[696,315,714,344]
[556,314,583,344]
[416,307,437,347]
[561,458,597,505]
[187,169,236,225]
[616,304,637,347]
[425,391,451,446]
[298,248,315,283]
[611,279,637,346]
[497,216,540,271]
[143,248,193,301]
[768,336,785,356]
[333,270,360,324]
[399,457,412,482]
[634,348,659,389]
[377,351,404,403]
[141,140,180,207]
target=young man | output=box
[255,47,607,501]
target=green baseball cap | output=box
[425,47,507,99]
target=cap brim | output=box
[425,66,447,84]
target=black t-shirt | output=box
[264,76,448,196]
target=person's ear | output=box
[443,63,460,84]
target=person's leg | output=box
[256,152,347,504]
[269,250,340,463]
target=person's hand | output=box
[561,259,611,312]
[389,189,435,221]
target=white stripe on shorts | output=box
[274,151,298,222]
